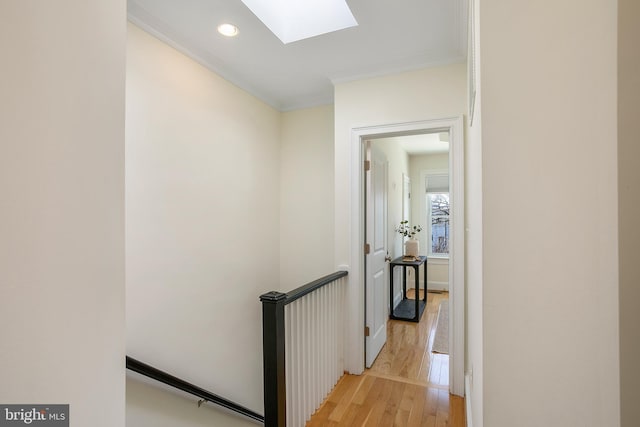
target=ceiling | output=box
[374,133,449,155]
[128,0,468,112]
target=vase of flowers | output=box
[396,220,422,258]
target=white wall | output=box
[465,0,483,424]
[410,153,449,289]
[127,377,258,427]
[126,22,280,416]
[334,63,467,372]
[618,0,640,425]
[280,106,335,290]
[0,1,126,426]
[481,0,619,425]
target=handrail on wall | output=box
[126,356,265,424]
[127,271,348,427]
[260,270,349,427]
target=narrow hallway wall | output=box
[0,1,126,425]
[280,106,335,290]
[618,0,640,425]
[126,23,281,416]
[481,0,619,425]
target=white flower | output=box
[396,220,422,238]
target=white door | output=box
[365,143,388,367]
[402,173,411,223]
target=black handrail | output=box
[126,356,265,424]
[283,270,348,305]
[260,270,349,427]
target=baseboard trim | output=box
[427,280,449,291]
[465,372,473,427]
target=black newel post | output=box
[260,291,287,427]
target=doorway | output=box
[352,117,464,396]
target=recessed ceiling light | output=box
[217,23,239,37]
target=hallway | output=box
[307,292,465,426]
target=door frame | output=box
[347,116,465,396]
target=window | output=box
[426,173,449,257]
[428,193,449,256]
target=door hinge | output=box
[365,326,370,337]
[364,243,370,255]
[364,160,371,171]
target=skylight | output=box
[240,0,358,44]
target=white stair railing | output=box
[260,271,348,427]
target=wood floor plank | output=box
[327,375,365,422]
[327,374,360,404]
[406,384,426,427]
[352,374,377,405]
[341,401,369,426]
[365,377,394,425]
[334,376,381,425]
[435,389,450,427]
[306,401,336,427]
[377,379,405,426]
[449,394,466,427]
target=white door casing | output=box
[365,142,388,368]
[403,173,411,223]
[346,117,464,397]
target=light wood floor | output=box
[306,291,465,427]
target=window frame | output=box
[420,169,450,260]
[427,191,450,258]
